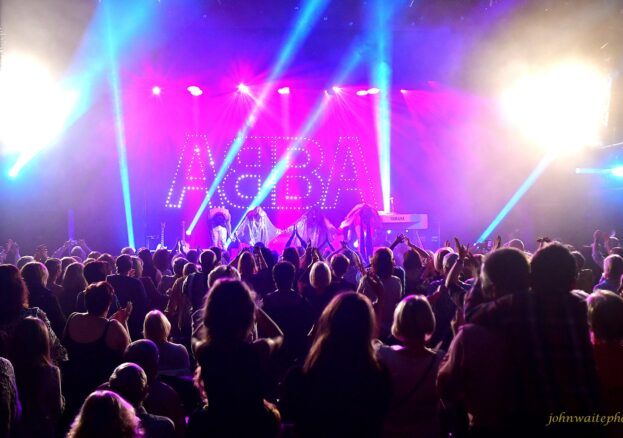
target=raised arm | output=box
[445,238,466,289]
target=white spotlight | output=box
[367,87,380,95]
[277,86,290,95]
[0,54,77,158]
[152,86,161,96]
[187,86,203,96]
[238,83,250,94]
[500,61,611,152]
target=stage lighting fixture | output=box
[152,86,161,96]
[611,167,623,177]
[331,86,342,94]
[187,86,203,96]
[238,83,251,94]
[277,86,290,95]
[400,89,407,94]
[500,61,611,152]
[0,54,77,175]
[367,87,380,94]
[356,89,368,96]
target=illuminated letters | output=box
[165,134,379,211]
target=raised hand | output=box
[312,249,320,263]
[492,235,502,252]
[454,238,468,260]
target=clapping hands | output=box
[111,301,133,324]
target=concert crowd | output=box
[1,218,623,437]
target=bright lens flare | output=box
[0,54,77,163]
[500,62,611,152]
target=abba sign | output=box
[165,134,379,211]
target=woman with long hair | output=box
[238,251,257,285]
[131,256,167,311]
[152,248,172,276]
[0,264,66,363]
[21,261,67,337]
[188,279,283,437]
[358,248,404,340]
[138,248,162,287]
[67,390,143,438]
[61,262,87,317]
[281,292,390,437]
[11,317,64,437]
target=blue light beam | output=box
[186,0,331,235]
[371,0,394,212]
[105,0,135,248]
[477,154,555,243]
[229,41,370,239]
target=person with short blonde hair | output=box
[377,295,442,437]
[391,294,436,341]
[310,261,331,291]
[143,310,190,377]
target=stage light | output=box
[611,167,623,177]
[400,89,407,94]
[187,86,203,96]
[277,86,290,95]
[152,86,161,96]
[238,83,250,94]
[356,89,368,96]
[0,54,77,176]
[367,87,380,95]
[331,86,342,93]
[500,61,611,152]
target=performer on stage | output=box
[293,206,337,249]
[234,206,280,246]
[340,203,382,263]
[208,207,232,250]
